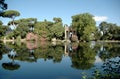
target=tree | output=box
[49,17,64,40]
[0,0,7,10]
[34,20,50,40]
[3,10,20,29]
[27,18,37,28]
[99,21,108,37]
[7,18,37,39]
[0,0,7,17]
[0,20,9,37]
[53,17,62,23]
[34,18,64,40]
[99,22,120,40]
[71,13,96,41]
[99,21,108,31]
[94,28,102,40]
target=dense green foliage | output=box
[34,18,64,40]
[1,12,120,41]
[6,17,64,40]
[99,21,120,40]
[2,10,20,30]
[34,20,51,40]
[6,18,36,39]
[0,20,9,37]
[3,10,20,19]
[71,13,96,41]
[49,18,64,39]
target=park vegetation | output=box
[0,4,120,42]
[0,1,120,78]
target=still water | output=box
[0,41,120,79]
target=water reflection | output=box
[92,56,120,79]
[0,41,120,79]
[2,49,20,71]
[2,60,20,71]
[69,42,96,70]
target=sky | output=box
[0,0,120,26]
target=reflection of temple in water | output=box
[64,43,78,56]
[64,43,72,56]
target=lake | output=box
[0,41,120,79]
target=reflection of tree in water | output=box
[6,42,38,62]
[70,43,96,70]
[2,49,20,71]
[50,45,64,63]
[4,41,64,63]
[2,62,20,71]
[0,42,10,60]
[89,43,120,79]
[99,43,120,61]
[36,45,64,63]
[16,48,37,62]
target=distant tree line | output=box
[0,16,64,41]
[99,21,120,40]
[0,9,120,41]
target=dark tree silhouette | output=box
[0,0,7,10]
[0,0,7,16]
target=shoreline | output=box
[97,40,120,43]
[1,38,120,43]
